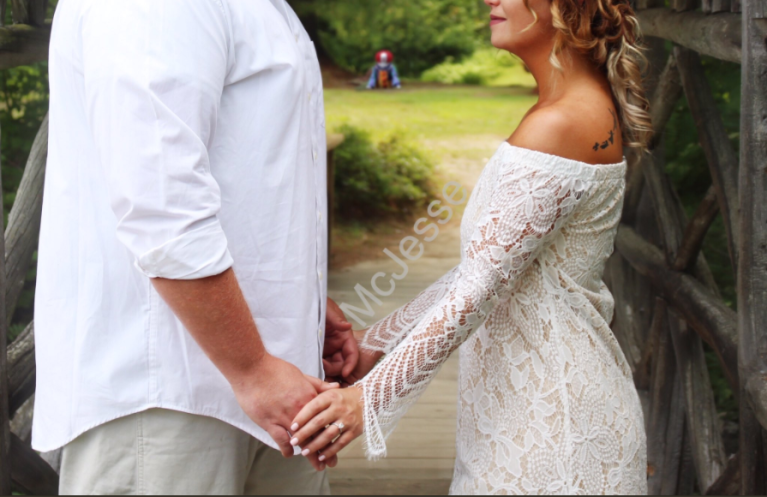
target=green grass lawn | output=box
[324,86,538,143]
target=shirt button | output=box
[318,211,323,221]
[313,150,318,161]
[318,270,323,281]
[318,327,323,338]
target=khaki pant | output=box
[59,409,330,495]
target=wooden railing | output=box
[606,1,767,495]
[326,133,345,257]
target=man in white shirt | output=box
[33,0,358,493]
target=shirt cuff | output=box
[135,221,234,280]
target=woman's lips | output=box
[490,15,506,26]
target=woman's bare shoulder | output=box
[508,102,624,165]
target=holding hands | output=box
[289,386,365,467]
[288,299,384,469]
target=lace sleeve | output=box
[360,265,460,354]
[357,159,589,459]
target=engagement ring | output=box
[329,421,345,443]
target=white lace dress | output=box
[357,143,647,495]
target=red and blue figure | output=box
[367,50,401,89]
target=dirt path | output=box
[327,220,461,495]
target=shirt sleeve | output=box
[81,0,233,280]
[357,156,590,459]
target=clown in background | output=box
[367,50,401,89]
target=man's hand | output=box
[323,298,358,380]
[231,355,340,469]
[341,348,382,386]
[151,270,339,469]
[230,355,319,457]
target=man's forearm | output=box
[151,268,267,383]
[152,268,330,463]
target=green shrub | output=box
[333,124,436,221]
[421,47,535,87]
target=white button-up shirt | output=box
[32,0,327,452]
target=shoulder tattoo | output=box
[592,109,619,152]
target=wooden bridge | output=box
[1,0,767,494]
[326,223,463,495]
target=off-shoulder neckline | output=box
[500,141,627,169]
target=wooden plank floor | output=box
[327,224,462,495]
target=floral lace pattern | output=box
[358,143,646,495]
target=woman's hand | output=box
[289,386,365,467]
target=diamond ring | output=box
[328,422,345,443]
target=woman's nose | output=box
[484,0,500,6]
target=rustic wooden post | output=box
[9,0,27,24]
[26,0,47,27]
[671,0,698,11]
[642,137,727,490]
[325,133,344,261]
[0,101,11,496]
[738,0,767,493]
[675,47,741,274]
[9,323,34,418]
[637,8,742,64]
[5,114,47,321]
[711,0,732,12]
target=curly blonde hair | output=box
[525,0,653,152]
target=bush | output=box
[421,47,535,87]
[293,0,485,77]
[333,124,436,220]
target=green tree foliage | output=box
[291,0,486,76]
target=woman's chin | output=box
[489,36,509,53]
